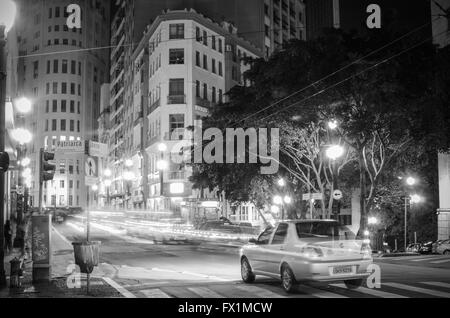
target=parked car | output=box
[406,243,422,253]
[432,240,444,254]
[436,239,450,255]
[419,241,433,254]
[240,220,372,293]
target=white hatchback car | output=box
[240,220,373,293]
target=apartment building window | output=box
[45,120,49,132]
[169,49,184,64]
[212,59,216,74]
[53,82,58,94]
[61,82,67,94]
[33,61,39,78]
[59,196,64,205]
[196,81,200,97]
[169,114,185,135]
[77,120,80,132]
[218,38,223,53]
[196,27,201,41]
[195,51,201,67]
[70,120,74,132]
[212,35,216,50]
[55,7,60,18]
[203,83,208,100]
[63,39,68,45]
[61,120,66,131]
[51,195,56,206]
[54,39,59,45]
[212,87,216,103]
[60,180,65,189]
[52,100,57,112]
[46,83,50,94]
[60,161,65,174]
[70,101,75,113]
[53,60,58,73]
[203,30,207,46]
[48,26,52,33]
[232,66,238,81]
[78,84,81,96]
[203,54,207,70]
[61,100,67,112]
[78,62,82,75]
[169,23,184,39]
[218,61,223,76]
[70,83,75,95]
[69,165,74,175]
[45,101,49,113]
[55,25,60,32]
[52,119,57,131]
[70,61,75,75]
[47,60,50,74]
[168,79,184,102]
[69,195,73,206]
[77,181,80,189]
[219,89,223,103]
[62,59,68,73]
[49,7,52,18]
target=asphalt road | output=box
[54,219,450,298]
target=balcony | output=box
[147,99,160,115]
[164,128,188,141]
[195,97,214,108]
[167,95,186,105]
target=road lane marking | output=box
[141,289,171,298]
[384,282,450,298]
[235,285,284,298]
[299,285,348,298]
[188,287,225,298]
[331,284,408,298]
[102,277,136,298]
[421,282,450,289]
[430,259,450,264]
[410,258,434,262]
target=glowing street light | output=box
[271,205,280,214]
[368,217,378,225]
[273,195,283,205]
[92,184,99,192]
[326,145,344,160]
[123,171,135,181]
[410,194,423,204]
[328,119,338,130]
[104,179,112,187]
[158,143,167,152]
[0,0,17,33]
[14,97,32,114]
[125,159,133,167]
[156,159,168,171]
[104,168,112,177]
[20,157,31,167]
[406,177,416,186]
[277,178,285,187]
[11,128,32,145]
[284,196,292,204]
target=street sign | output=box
[89,141,108,158]
[85,156,98,186]
[55,140,84,153]
[302,193,323,201]
[333,189,343,200]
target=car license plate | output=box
[332,266,353,275]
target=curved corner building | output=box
[13,0,110,210]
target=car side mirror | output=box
[249,238,258,244]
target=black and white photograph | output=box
[0,0,450,307]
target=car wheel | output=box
[344,279,364,289]
[241,257,255,283]
[444,250,450,255]
[281,265,297,293]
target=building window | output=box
[212,35,216,50]
[55,25,60,32]
[59,196,64,205]
[62,59,68,73]
[45,120,49,132]
[46,101,49,113]
[219,89,223,103]
[54,39,59,45]
[169,114,185,135]
[203,30,207,46]
[70,101,75,113]
[168,79,184,103]
[77,120,80,132]
[46,60,50,74]
[169,49,184,64]
[53,60,58,73]
[195,51,201,67]
[203,54,207,70]
[219,62,223,76]
[70,83,75,95]
[51,195,56,206]
[169,23,184,39]
[55,7,60,18]
[61,82,67,94]
[70,120,74,131]
[46,83,50,95]
[33,61,39,78]
[212,87,216,103]
[52,119,57,131]
[49,7,52,19]
[60,161,65,174]
[196,81,200,97]
[52,100,57,112]
[218,38,223,53]
[69,165,74,175]
[60,180,65,188]
[212,59,216,74]
[203,83,208,100]
[61,100,67,112]
[196,27,201,41]
[53,82,58,94]
[69,195,73,206]
[61,119,66,131]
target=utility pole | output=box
[0,24,7,288]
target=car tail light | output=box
[361,241,372,259]
[301,246,324,259]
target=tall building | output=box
[12,0,110,210]
[432,0,450,48]
[103,9,263,224]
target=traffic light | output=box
[39,148,56,183]
[0,151,9,172]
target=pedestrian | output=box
[4,220,12,254]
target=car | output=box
[432,240,444,254]
[406,243,422,253]
[418,241,433,254]
[436,239,450,255]
[240,220,373,293]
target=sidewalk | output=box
[0,226,123,298]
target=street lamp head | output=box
[104,168,112,177]
[104,179,112,187]
[0,0,17,33]
[20,157,31,167]
[326,145,344,160]
[11,128,32,145]
[273,195,283,205]
[328,119,338,130]
[410,194,422,204]
[156,159,168,171]
[277,178,285,187]
[284,196,292,204]
[158,143,167,152]
[271,205,280,214]
[92,184,99,192]
[406,177,416,186]
[368,217,378,225]
[14,97,32,114]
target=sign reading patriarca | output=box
[55,140,84,153]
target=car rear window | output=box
[296,222,354,239]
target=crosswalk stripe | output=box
[430,259,450,264]
[384,282,450,298]
[331,284,408,298]
[421,282,450,289]
[102,277,136,298]
[299,285,348,298]
[235,285,284,298]
[188,287,225,298]
[141,289,171,298]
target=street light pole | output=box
[0,24,7,288]
[404,196,408,251]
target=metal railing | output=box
[167,94,186,104]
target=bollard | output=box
[10,258,22,288]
